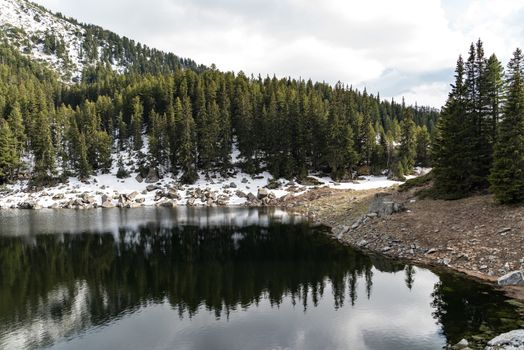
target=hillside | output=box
[0,0,439,209]
[0,0,200,82]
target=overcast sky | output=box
[34,0,524,108]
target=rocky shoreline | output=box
[0,173,311,210]
[0,166,412,210]
[280,186,524,295]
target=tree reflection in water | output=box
[0,220,521,349]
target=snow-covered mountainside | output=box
[0,0,104,81]
[0,0,196,81]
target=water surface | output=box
[0,208,522,350]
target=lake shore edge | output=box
[279,186,524,301]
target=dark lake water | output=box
[0,208,522,350]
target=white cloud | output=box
[32,0,524,107]
[394,82,450,109]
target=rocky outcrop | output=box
[497,271,524,286]
[368,193,405,217]
[18,201,42,210]
[101,199,115,208]
[156,199,175,208]
[146,184,160,192]
[452,339,470,350]
[145,168,160,183]
[485,329,524,349]
[257,188,269,199]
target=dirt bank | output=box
[280,184,524,299]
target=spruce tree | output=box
[399,110,416,173]
[433,56,472,198]
[489,48,524,203]
[130,96,144,151]
[0,120,18,183]
[176,98,197,183]
[217,80,232,174]
[32,110,55,182]
[484,54,504,144]
[415,125,431,167]
[96,131,112,173]
[77,132,91,178]
[7,102,26,158]
[148,109,162,167]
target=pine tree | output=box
[96,130,112,173]
[166,102,178,171]
[415,125,431,167]
[399,110,416,173]
[148,109,162,167]
[217,80,232,174]
[130,96,144,151]
[0,120,18,183]
[433,56,472,198]
[325,85,357,180]
[77,132,91,178]
[489,48,524,203]
[362,121,377,168]
[464,40,491,189]
[32,110,55,182]
[7,102,26,158]
[484,54,504,145]
[116,111,127,150]
[176,98,197,183]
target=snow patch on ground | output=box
[0,135,431,209]
[0,166,431,209]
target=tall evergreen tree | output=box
[489,49,524,203]
[77,132,91,178]
[398,110,416,173]
[130,96,144,151]
[176,98,197,183]
[484,54,504,144]
[31,110,55,182]
[7,102,26,158]
[433,56,472,198]
[0,120,18,183]
[415,125,431,167]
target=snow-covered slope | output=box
[0,0,125,81]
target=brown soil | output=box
[279,184,524,299]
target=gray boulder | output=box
[101,200,115,208]
[18,201,42,210]
[497,271,524,286]
[257,188,269,199]
[236,190,247,198]
[368,193,405,217]
[128,191,139,201]
[485,329,524,350]
[146,185,160,192]
[145,168,160,183]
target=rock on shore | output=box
[498,271,524,286]
[485,329,524,350]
